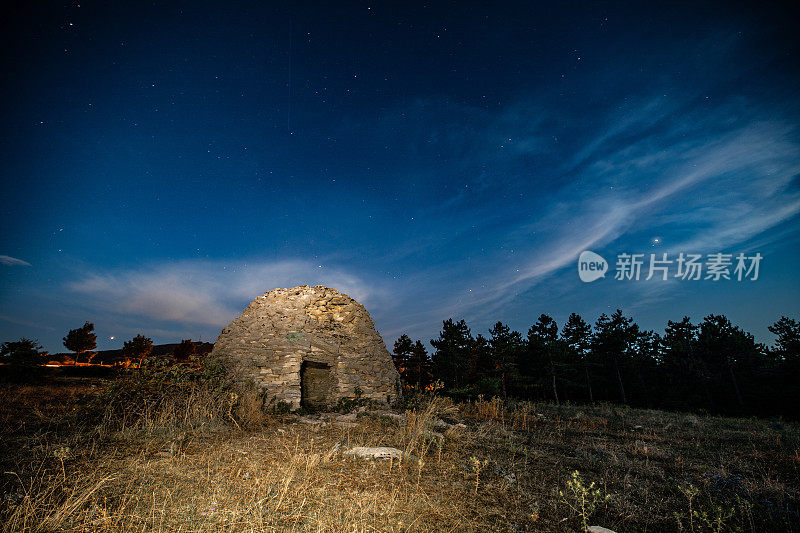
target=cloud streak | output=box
[389,94,800,329]
[66,259,387,331]
[0,255,31,267]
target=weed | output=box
[470,456,489,495]
[273,399,292,414]
[676,482,700,532]
[694,503,736,533]
[559,470,611,532]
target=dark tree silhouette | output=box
[661,317,710,409]
[430,319,473,389]
[63,321,97,364]
[393,335,434,390]
[122,334,154,364]
[628,328,660,407]
[527,314,563,404]
[408,340,432,390]
[697,315,761,410]
[466,334,493,386]
[561,313,594,402]
[769,316,800,364]
[0,338,48,363]
[591,310,639,404]
[173,339,196,361]
[392,334,414,377]
[488,322,523,400]
[392,312,800,419]
[769,316,800,415]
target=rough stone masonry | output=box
[211,285,400,409]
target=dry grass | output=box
[1,379,799,532]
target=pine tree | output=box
[768,316,800,418]
[562,313,594,402]
[488,322,523,400]
[591,310,638,404]
[430,319,473,389]
[467,333,493,385]
[769,316,800,364]
[408,340,432,390]
[122,334,154,365]
[697,315,763,412]
[527,314,563,404]
[392,334,414,382]
[63,321,97,364]
[661,317,709,409]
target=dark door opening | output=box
[301,360,332,410]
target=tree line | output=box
[392,311,800,419]
[3,312,798,418]
[0,322,198,366]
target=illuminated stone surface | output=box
[212,285,400,409]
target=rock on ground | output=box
[343,446,403,460]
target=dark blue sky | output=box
[1,1,799,352]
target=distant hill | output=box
[48,342,215,365]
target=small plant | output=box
[226,392,240,429]
[675,480,740,533]
[53,446,72,480]
[675,482,700,532]
[335,396,358,413]
[334,392,380,413]
[274,400,292,414]
[470,456,489,495]
[558,470,610,532]
[694,504,736,533]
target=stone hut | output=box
[211,285,400,409]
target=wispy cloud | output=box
[66,259,387,331]
[400,95,800,326]
[0,255,31,267]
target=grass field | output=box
[0,373,798,532]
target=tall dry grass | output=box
[92,356,271,437]
[2,402,495,531]
[2,372,799,532]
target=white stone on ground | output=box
[343,446,403,460]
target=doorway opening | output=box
[301,360,332,410]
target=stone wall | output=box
[211,285,400,408]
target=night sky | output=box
[1,1,799,353]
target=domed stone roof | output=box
[211,285,400,409]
